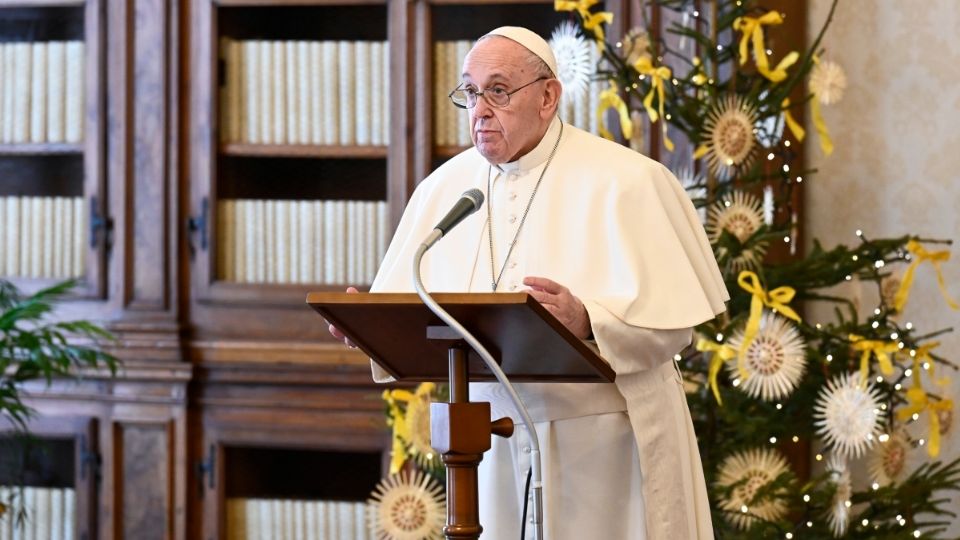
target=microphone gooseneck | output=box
[413,190,544,540]
[423,188,485,249]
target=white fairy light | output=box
[890,332,899,340]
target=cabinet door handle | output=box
[89,196,111,250]
[188,197,209,256]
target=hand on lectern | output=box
[523,276,592,340]
[327,287,360,348]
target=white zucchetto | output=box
[483,26,559,77]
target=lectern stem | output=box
[449,347,468,403]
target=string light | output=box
[776,403,783,410]
[716,333,724,341]
[871,483,879,490]
[875,260,885,268]
[876,376,883,383]
[871,321,880,329]
[782,164,790,172]
[784,140,791,147]
[879,434,889,442]
[862,519,870,526]
[852,255,858,261]
[806,521,812,527]
[674,354,682,361]
[895,384,902,390]
[815,454,823,461]
[906,322,913,330]
[856,229,863,237]
[770,436,777,444]
[803,494,811,502]
[919,438,926,446]
[792,436,799,442]
[768,152,776,160]
[874,308,882,315]
[890,332,898,340]
[785,533,793,539]
[826,354,833,362]
[732,378,741,387]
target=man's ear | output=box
[541,79,563,119]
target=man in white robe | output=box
[330,26,728,539]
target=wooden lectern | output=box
[306,292,614,540]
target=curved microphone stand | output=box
[414,236,544,540]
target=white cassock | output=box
[370,116,729,539]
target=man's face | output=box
[462,38,548,164]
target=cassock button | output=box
[509,192,517,201]
[508,215,517,224]
[522,446,530,454]
[508,261,517,269]
[509,283,518,291]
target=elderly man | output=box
[331,26,727,539]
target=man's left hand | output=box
[523,276,592,340]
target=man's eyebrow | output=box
[460,72,510,84]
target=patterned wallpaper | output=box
[806,0,960,534]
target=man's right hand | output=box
[327,286,360,348]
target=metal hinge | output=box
[89,196,113,251]
[79,434,101,483]
[187,196,209,258]
[196,443,215,498]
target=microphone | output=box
[423,188,484,248]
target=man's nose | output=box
[472,95,494,119]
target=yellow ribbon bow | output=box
[633,57,675,151]
[597,82,633,141]
[897,387,953,457]
[736,271,802,380]
[808,56,834,155]
[849,334,900,388]
[910,342,951,389]
[555,0,613,49]
[383,383,437,474]
[781,98,805,142]
[893,240,959,312]
[696,338,737,405]
[732,12,800,83]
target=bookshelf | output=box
[0,1,106,298]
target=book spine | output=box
[64,41,84,143]
[245,41,261,144]
[354,41,371,145]
[30,42,48,143]
[285,41,299,144]
[321,42,339,145]
[337,41,354,145]
[47,41,66,142]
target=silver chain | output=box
[487,120,564,291]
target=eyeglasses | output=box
[448,77,549,109]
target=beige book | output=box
[355,502,369,540]
[244,41,261,144]
[260,499,274,539]
[281,499,294,539]
[30,42,48,142]
[244,200,257,283]
[64,41,84,143]
[226,498,245,540]
[337,41,354,145]
[18,196,31,276]
[47,41,66,142]
[287,201,300,283]
[272,41,287,144]
[308,41,323,145]
[293,500,306,540]
[259,41,273,144]
[345,201,357,284]
[42,197,55,277]
[337,501,355,540]
[364,202,377,284]
[244,498,260,540]
[382,41,390,144]
[52,197,65,277]
[295,201,311,284]
[320,42,339,145]
[433,41,446,146]
[455,41,471,146]
[61,197,74,279]
[252,199,265,282]
[233,200,247,283]
[353,41,371,145]
[72,197,84,277]
[270,499,284,538]
[264,199,277,283]
[445,41,460,146]
[369,42,382,146]
[304,501,319,540]
[334,201,348,284]
[49,487,65,540]
[296,41,311,145]
[376,201,388,268]
[63,488,76,540]
[29,197,43,277]
[322,501,338,540]
[35,487,52,540]
[228,39,244,143]
[311,200,323,284]
[1,45,11,143]
[284,41,300,144]
[220,199,236,281]
[13,42,32,143]
[275,199,290,283]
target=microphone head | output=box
[462,188,484,211]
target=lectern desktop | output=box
[306,292,614,540]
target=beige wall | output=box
[806,0,960,534]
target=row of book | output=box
[219,39,390,146]
[217,199,389,285]
[226,498,371,540]
[0,196,86,279]
[0,42,85,145]
[0,486,76,540]
[433,40,604,147]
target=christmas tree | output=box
[552,0,960,537]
